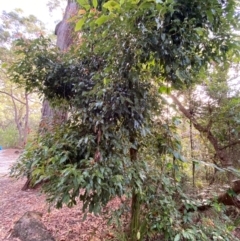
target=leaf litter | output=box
[0,149,122,241]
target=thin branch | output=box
[0,90,26,105]
[220,139,240,150]
[170,93,232,167]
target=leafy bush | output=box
[9,0,240,240]
[0,125,19,148]
[11,122,146,213]
[110,170,238,241]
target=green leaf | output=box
[174,234,181,241]
[1,63,7,68]
[172,150,180,160]
[161,33,166,41]
[77,0,91,10]
[103,77,110,85]
[93,0,98,8]
[75,17,86,31]
[77,0,89,5]
[206,9,214,23]
[120,0,125,5]
[103,1,120,11]
[60,155,68,164]
[176,69,185,81]
[194,27,205,36]
[158,85,171,94]
[62,193,70,204]
[95,14,109,26]
[165,65,171,73]
[32,169,41,176]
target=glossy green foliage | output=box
[10,35,156,212]
[9,37,59,93]
[76,0,239,88]
[9,0,240,238]
[13,124,133,212]
[141,171,237,241]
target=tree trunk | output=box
[1,89,29,147]
[55,0,78,50]
[39,0,78,132]
[170,94,233,168]
[23,92,29,146]
[129,146,141,241]
[24,0,79,190]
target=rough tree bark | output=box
[39,0,78,132]
[23,0,79,190]
[55,0,78,50]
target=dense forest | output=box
[1,0,240,240]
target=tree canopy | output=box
[9,0,240,240]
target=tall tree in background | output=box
[170,65,240,177]
[0,9,44,147]
[40,0,79,131]
[19,0,79,189]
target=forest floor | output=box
[2,150,240,241]
[0,149,121,241]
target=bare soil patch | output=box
[0,149,21,177]
[0,149,120,241]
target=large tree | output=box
[11,0,240,240]
[39,0,79,132]
[0,9,44,147]
[170,65,240,177]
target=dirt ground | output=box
[0,149,20,177]
[0,149,120,241]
